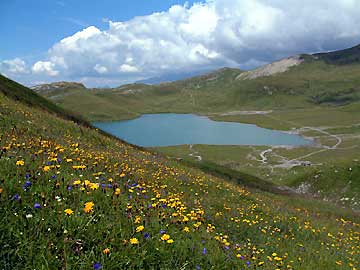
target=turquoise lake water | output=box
[93,114,311,147]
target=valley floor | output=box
[154,106,360,210]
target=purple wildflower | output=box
[93,262,102,270]
[34,203,41,209]
[202,248,207,255]
[144,232,150,239]
[22,181,31,190]
[12,194,20,201]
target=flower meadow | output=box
[0,93,359,269]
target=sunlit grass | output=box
[0,93,359,269]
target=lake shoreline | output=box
[93,113,312,148]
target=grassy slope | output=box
[1,78,360,269]
[32,58,360,209]
[34,60,360,122]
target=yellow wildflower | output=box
[130,238,139,245]
[102,248,110,254]
[136,225,144,233]
[16,160,24,166]
[161,234,170,241]
[64,209,74,215]
[84,201,94,213]
[73,179,81,185]
[134,216,141,224]
[89,183,99,190]
[167,239,174,244]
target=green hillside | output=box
[30,46,360,211]
[1,76,359,269]
[33,51,360,122]
[313,44,360,65]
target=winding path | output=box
[188,144,202,161]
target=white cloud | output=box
[94,64,108,74]
[9,0,360,86]
[32,61,59,76]
[119,64,139,73]
[0,58,28,75]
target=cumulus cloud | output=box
[6,0,360,86]
[119,64,139,73]
[94,64,108,74]
[32,61,59,76]
[0,58,28,75]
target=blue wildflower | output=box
[22,181,31,190]
[34,203,41,209]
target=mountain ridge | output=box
[31,43,360,92]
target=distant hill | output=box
[31,81,86,94]
[0,75,90,125]
[33,44,360,122]
[313,44,360,65]
[136,70,213,84]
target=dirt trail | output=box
[188,144,202,161]
[256,125,344,170]
[259,149,272,163]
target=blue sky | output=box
[1,0,360,87]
